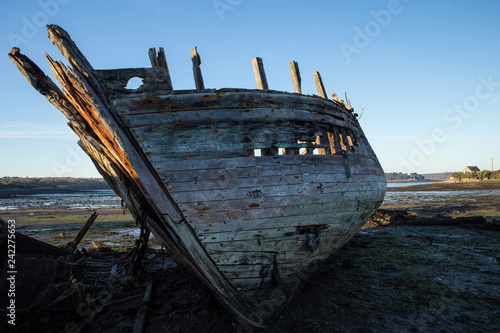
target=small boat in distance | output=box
[9,25,386,328]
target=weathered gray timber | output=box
[313,70,327,99]
[252,57,269,90]
[289,61,302,93]
[9,25,386,329]
[149,47,173,90]
[191,46,204,90]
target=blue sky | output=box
[1,0,499,177]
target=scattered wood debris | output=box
[367,209,500,230]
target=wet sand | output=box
[384,180,500,222]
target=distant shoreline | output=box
[386,180,442,183]
[0,177,111,198]
[0,187,114,199]
[387,179,500,192]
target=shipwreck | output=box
[9,25,386,328]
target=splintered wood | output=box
[289,61,302,93]
[191,46,205,90]
[252,57,269,90]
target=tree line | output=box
[385,172,425,181]
[0,177,109,189]
[450,170,500,181]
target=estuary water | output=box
[386,182,431,187]
[2,183,499,211]
[0,190,122,211]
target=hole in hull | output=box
[125,77,144,90]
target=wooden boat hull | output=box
[9,25,385,328]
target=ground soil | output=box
[2,181,500,332]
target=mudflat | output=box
[2,180,499,332]
[387,179,500,192]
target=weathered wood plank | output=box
[150,148,381,170]
[218,256,334,279]
[189,207,378,237]
[180,193,383,220]
[185,199,381,230]
[148,48,159,67]
[155,162,384,185]
[221,265,290,280]
[180,189,383,220]
[289,61,302,94]
[209,245,344,267]
[64,211,99,251]
[313,71,327,99]
[140,140,332,158]
[222,268,300,285]
[202,231,352,256]
[157,154,379,182]
[148,47,173,90]
[157,162,383,185]
[121,109,347,132]
[168,179,385,204]
[205,237,307,255]
[196,218,360,244]
[125,114,352,146]
[8,48,90,136]
[95,68,173,97]
[158,48,175,89]
[113,90,351,124]
[191,46,205,90]
[129,117,328,139]
[331,126,343,153]
[165,170,382,193]
[132,281,153,333]
[135,127,317,148]
[198,225,299,243]
[252,57,269,90]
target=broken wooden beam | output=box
[252,57,269,90]
[289,61,302,93]
[133,281,154,333]
[191,46,205,90]
[128,224,151,276]
[313,71,327,99]
[148,47,173,90]
[64,211,98,252]
[148,48,159,67]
